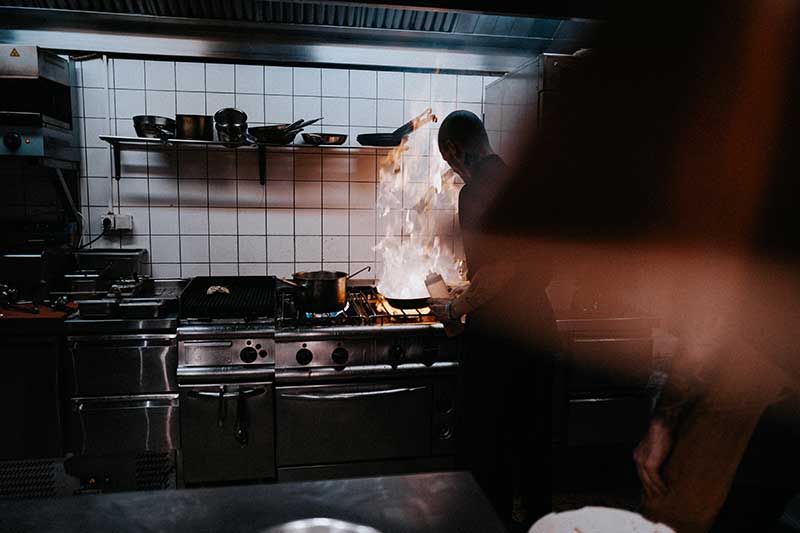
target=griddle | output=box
[179,276,276,319]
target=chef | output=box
[430,110,559,527]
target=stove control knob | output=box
[296,348,313,366]
[3,132,22,151]
[331,347,349,365]
[388,344,404,365]
[240,346,258,363]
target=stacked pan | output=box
[214,108,252,146]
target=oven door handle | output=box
[281,386,426,401]
[188,387,266,400]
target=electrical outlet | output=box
[101,213,134,232]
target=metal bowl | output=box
[262,518,383,533]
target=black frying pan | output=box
[357,133,401,147]
[357,119,416,147]
[302,132,348,145]
[384,296,430,310]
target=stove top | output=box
[176,277,456,372]
[277,285,436,329]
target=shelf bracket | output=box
[112,142,121,181]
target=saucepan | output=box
[176,114,214,141]
[281,266,371,313]
[214,108,255,146]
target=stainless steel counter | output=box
[0,472,505,533]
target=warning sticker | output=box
[9,48,20,57]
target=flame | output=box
[375,108,465,299]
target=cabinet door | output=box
[567,335,654,393]
[0,336,62,460]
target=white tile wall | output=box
[74,57,489,277]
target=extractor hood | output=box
[0,1,601,73]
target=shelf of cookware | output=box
[98,135,393,185]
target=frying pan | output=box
[383,295,431,310]
[357,119,417,147]
[290,117,323,131]
[302,132,348,146]
[249,126,301,145]
[249,117,323,145]
[133,115,175,140]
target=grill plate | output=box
[180,276,275,319]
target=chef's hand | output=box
[634,419,673,499]
[428,297,454,322]
[448,284,468,298]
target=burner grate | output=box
[277,285,434,326]
[180,276,275,319]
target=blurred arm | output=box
[450,261,516,317]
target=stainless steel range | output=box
[176,276,277,486]
[274,284,460,481]
[176,276,461,485]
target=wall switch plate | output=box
[101,213,134,232]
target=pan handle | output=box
[346,265,371,279]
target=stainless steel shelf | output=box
[98,135,393,150]
[98,135,393,184]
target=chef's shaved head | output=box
[438,110,490,154]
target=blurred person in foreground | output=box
[430,110,560,527]
[468,1,800,532]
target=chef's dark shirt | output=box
[458,154,558,349]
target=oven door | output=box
[180,382,275,485]
[276,381,432,466]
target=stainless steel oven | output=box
[179,380,275,485]
[275,372,458,481]
[176,322,277,486]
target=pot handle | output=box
[346,265,372,279]
[155,126,172,143]
[279,277,302,289]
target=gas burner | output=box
[277,285,436,327]
[303,301,349,320]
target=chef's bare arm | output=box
[449,261,516,317]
